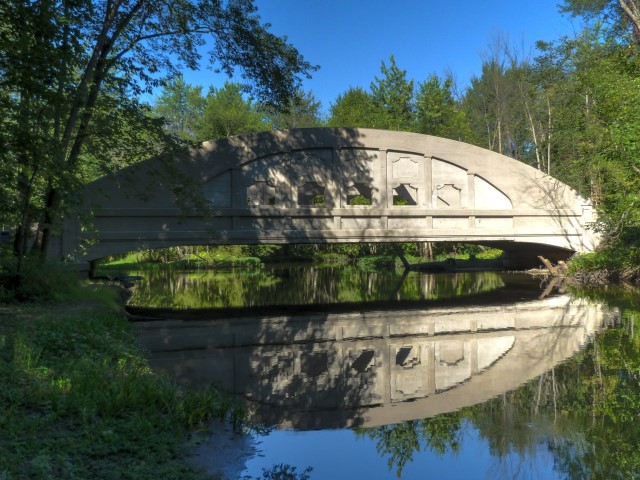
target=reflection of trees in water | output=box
[128,268,279,308]
[127,265,505,308]
[358,300,640,480]
[355,414,463,477]
[132,276,638,478]
[420,272,504,300]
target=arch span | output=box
[55,128,599,268]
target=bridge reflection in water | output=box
[134,295,612,430]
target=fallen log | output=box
[537,256,559,276]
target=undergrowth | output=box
[0,257,84,303]
[0,284,243,479]
[568,244,640,284]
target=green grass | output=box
[432,248,503,262]
[0,284,243,479]
[100,250,263,272]
[0,258,88,303]
[176,255,262,270]
[356,255,398,271]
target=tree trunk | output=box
[38,187,60,260]
[618,0,640,38]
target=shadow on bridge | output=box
[55,128,599,270]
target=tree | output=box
[197,81,268,140]
[463,40,527,159]
[327,87,381,128]
[0,0,316,264]
[264,89,324,130]
[370,56,415,131]
[560,0,640,42]
[415,74,471,141]
[505,49,556,173]
[153,76,205,142]
[358,414,462,477]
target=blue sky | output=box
[181,1,582,114]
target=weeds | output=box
[0,285,243,479]
[0,257,83,303]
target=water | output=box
[123,264,640,479]
[126,264,536,310]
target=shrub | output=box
[0,257,80,303]
[357,255,397,270]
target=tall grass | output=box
[0,257,84,303]
[0,285,244,479]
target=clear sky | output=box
[181,1,581,114]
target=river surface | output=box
[121,263,640,479]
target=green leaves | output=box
[153,77,205,143]
[328,56,469,141]
[1,0,316,262]
[198,81,269,140]
[370,56,415,131]
[328,87,379,128]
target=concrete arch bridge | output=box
[56,128,599,268]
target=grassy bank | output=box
[0,281,242,479]
[99,245,504,274]
[568,245,640,285]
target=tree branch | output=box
[618,0,640,35]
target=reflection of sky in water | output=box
[242,423,558,479]
[128,266,636,479]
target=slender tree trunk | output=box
[546,94,552,175]
[520,90,542,170]
[39,187,59,259]
[38,1,144,259]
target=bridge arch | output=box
[56,128,598,268]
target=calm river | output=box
[121,263,640,479]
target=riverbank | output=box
[97,246,505,276]
[565,247,640,286]
[0,281,242,479]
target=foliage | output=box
[459,23,640,258]
[348,194,372,206]
[568,242,640,283]
[370,56,415,131]
[415,74,471,140]
[197,81,270,140]
[559,0,640,42]
[0,286,243,478]
[0,0,316,265]
[243,244,285,260]
[177,256,262,270]
[358,414,462,477]
[328,57,469,141]
[327,87,380,128]
[309,194,326,206]
[540,33,640,239]
[473,247,504,260]
[259,464,313,480]
[0,257,82,303]
[462,38,531,161]
[356,255,397,271]
[263,90,324,130]
[153,76,206,143]
[312,252,350,264]
[392,195,410,206]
